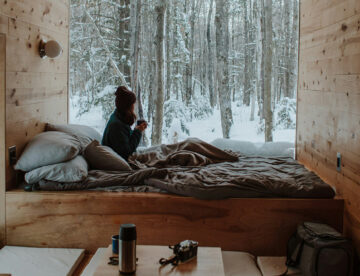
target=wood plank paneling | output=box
[0,0,69,189]
[300,0,360,35]
[6,19,68,73]
[0,34,6,247]
[5,191,344,256]
[0,0,69,35]
[300,13,360,51]
[298,0,360,254]
[0,15,8,34]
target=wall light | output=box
[39,40,63,59]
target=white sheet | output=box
[0,246,84,276]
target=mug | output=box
[112,234,120,254]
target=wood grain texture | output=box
[72,253,94,276]
[0,0,70,189]
[94,245,225,276]
[0,0,69,35]
[0,34,5,247]
[297,0,360,254]
[5,191,343,256]
[0,15,8,34]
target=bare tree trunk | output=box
[283,0,291,98]
[215,0,233,138]
[146,4,155,123]
[151,0,166,145]
[243,1,251,106]
[185,0,197,105]
[119,0,131,84]
[131,0,142,116]
[258,0,265,120]
[172,1,181,101]
[165,1,172,101]
[264,0,273,142]
[289,0,299,99]
[250,91,256,121]
[207,0,216,107]
[251,0,260,122]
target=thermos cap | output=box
[120,223,137,241]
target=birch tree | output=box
[118,0,131,84]
[207,0,216,107]
[289,0,299,99]
[151,0,166,145]
[215,0,233,138]
[243,0,251,106]
[264,0,273,142]
[131,0,143,117]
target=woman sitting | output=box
[102,86,147,160]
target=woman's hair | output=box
[115,86,137,125]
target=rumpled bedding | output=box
[38,138,335,199]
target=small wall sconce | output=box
[39,39,63,59]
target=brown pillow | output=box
[83,140,132,171]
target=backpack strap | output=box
[286,233,304,267]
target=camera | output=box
[173,240,198,263]
[159,240,199,266]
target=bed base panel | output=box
[5,191,343,256]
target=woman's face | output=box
[131,102,135,112]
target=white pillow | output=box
[46,123,102,148]
[15,131,81,172]
[25,155,88,184]
[83,140,132,171]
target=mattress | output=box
[36,138,335,199]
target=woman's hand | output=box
[135,122,147,132]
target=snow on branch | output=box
[83,6,129,88]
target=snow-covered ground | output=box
[184,102,295,144]
[69,99,295,145]
[69,102,107,134]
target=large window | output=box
[70,0,299,146]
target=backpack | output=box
[286,222,353,276]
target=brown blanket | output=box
[38,138,335,199]
[128,138,239,168]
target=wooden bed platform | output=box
[5,190,344,256]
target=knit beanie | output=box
[115,86,136,112]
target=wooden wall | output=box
[0,0,70,190]
[297,0,360,253]
[0,34,5,247]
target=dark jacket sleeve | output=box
[108,123,142,160]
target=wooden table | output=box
[94,245,225,276]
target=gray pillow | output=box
[46,123,102,148]
[25,155,88,184]
[14,131,81,172]
[83,140,132,171]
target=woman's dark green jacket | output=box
[102,109,142,160]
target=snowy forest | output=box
[69,0,299,146]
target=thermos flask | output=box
[119,223,137,275]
